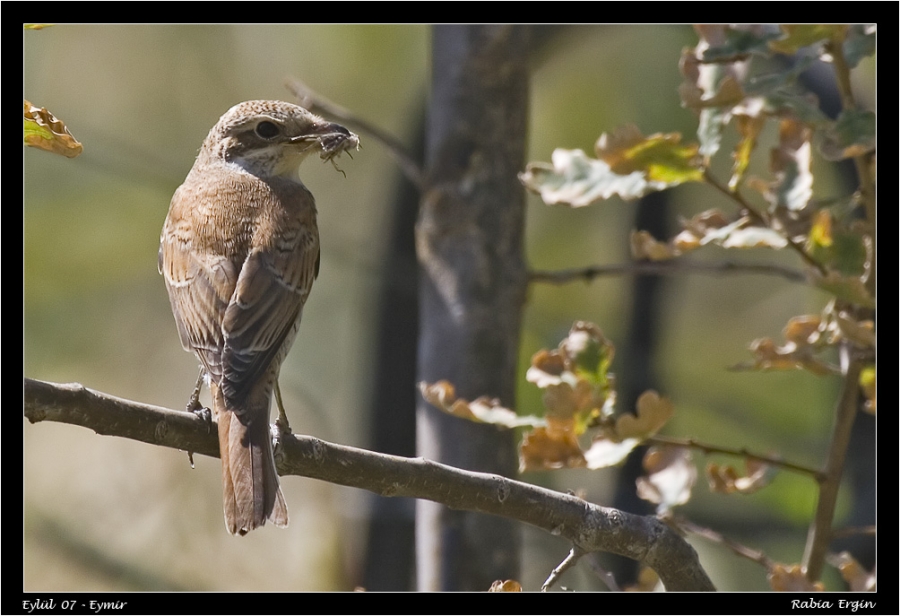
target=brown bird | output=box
[159,100,358,535]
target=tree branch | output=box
[541,546,585,591]
[285,76,425,191]
[674,515,774,570]
[24,377,715,591]
[802,346,862,581]
[648,435,824,481]
[528,260,806,285]
[703,170,828,277]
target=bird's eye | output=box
[255,121,280,139]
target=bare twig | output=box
[675,516,775,569]
[703,170,828,277]
[542,547,584,591]
[647,435,824,481]
[802,346,862,581]
[830,525,876,539]
[285,76,425,191]
[24,377,716,591]
[528,259,806,285]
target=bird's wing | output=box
[218,187,320,411]
[160,189,237,381]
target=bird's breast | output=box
[174,163,317,260]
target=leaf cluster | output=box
[426,24,876,591]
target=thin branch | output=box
[703,170,828,277]
[24,377,715,591]
[675,516,774,569]
[802,346,862,581]
[285,76,425,191]
[541,547,584,592]
[830,525,876,539]
[528,259,806,285]
[648,435,824,481]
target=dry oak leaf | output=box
[489,579,523,592]
[519,419,586,472]
[767,563,824,591]
[624,567,661,592]
[707,458,773,494]
[419,380,537,429]
[636,446,696,512]
[614,390,674,440]
[24,100,83,158]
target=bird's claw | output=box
[192,405,213,434]
[185,404,213,468]
[275,413,293,437]
[184,368,212,433]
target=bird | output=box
[159,100,358,535]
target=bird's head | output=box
[200,100,358,179]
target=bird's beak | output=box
[290,122,359,163]
[289,122,352,145]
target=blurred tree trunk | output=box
[601,188,670,586]
[361,117,423,591]
[415,25,529,591]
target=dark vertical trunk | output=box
[415,25,530,590]
[603,188,670,585]
[361,117,423,591]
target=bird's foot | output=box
[184,369,213,468]
[185,369,212,434]
[274,382,293,436]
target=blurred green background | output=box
[24,25,873,591]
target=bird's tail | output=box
[213,384,288,535]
